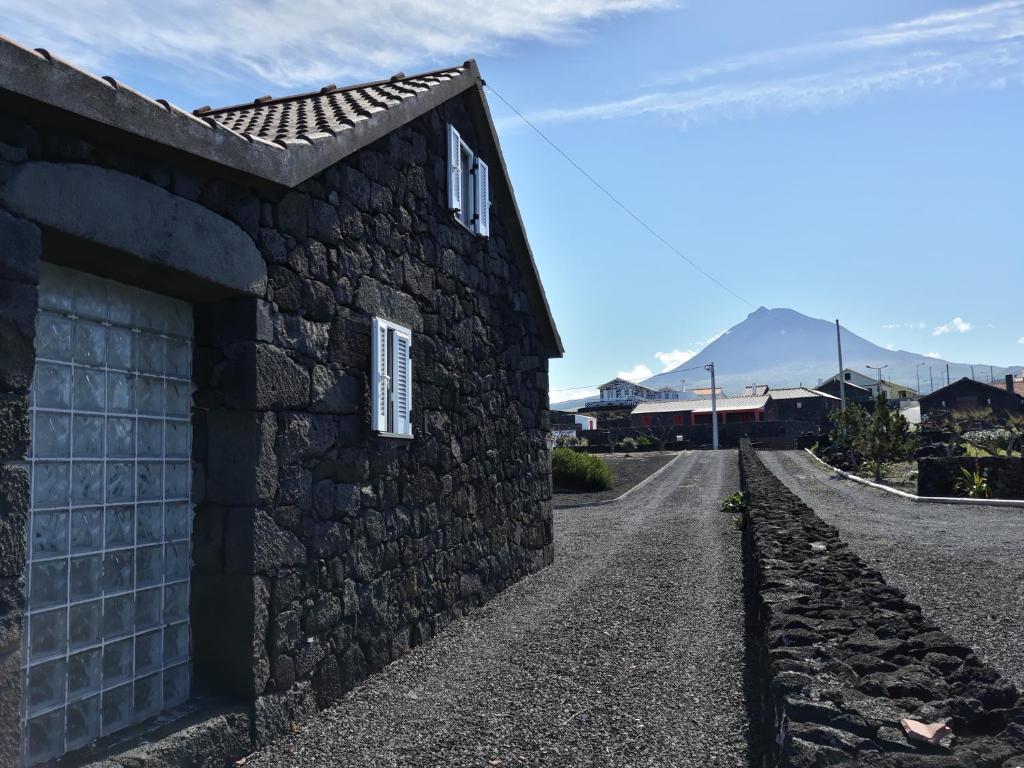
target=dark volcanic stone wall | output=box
[917,456,1024,499]
[739,441,1024,767]
[1,85,553,756]
[0,204,39,766]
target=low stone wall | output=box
[918,456,1024,499]
[739,440,1024,767]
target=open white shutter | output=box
[391,328,413,435]
[475,157,490,237]
[370,318,389,431]
[448,124,463,216]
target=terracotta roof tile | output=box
[198,66,469,144]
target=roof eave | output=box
[0,36,476,189]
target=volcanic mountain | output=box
[552,307,1021,409]
[640,307,1019,395]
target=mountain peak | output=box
[639,306,1019,394]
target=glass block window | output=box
[23,264,194,766]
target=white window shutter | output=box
[475,157,490,237]
[370,318,389,431]
[448,124,463,215]
[392,328,413,435]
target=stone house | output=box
[816,378,874,408]
[0,36,562,766]
[919,377,1024,422]
[764,387,840,427]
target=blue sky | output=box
[5,0,1022,400]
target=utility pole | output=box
[946,363,950,386]
[990,365,994,384]
[916,361,926,397]
[929,366,934,392]
[971,365,976,381]
[835,320,847,412]
[705,363,718,450]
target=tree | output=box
[827,403,869,468]
[644,423,680,451]
[858,393,916,481]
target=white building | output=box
[584,378,680,408]
[820,368,919,403]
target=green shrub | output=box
[551,447,613,491]
[720,491,748,514]
[635,435,652,448]
[955,466,991,498]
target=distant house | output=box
[820,368,918,402]
[633,395,770,428]
[584,378,680,409]
[919,377,1024,421]
[816,378,874,407]
[631,388,839,429]
[654,386,683,400]
[767,387,841,424]
[740,385,770,396]
[549,411,595,444]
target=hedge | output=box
[551,447,613,491]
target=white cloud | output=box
[618,364,653,382]
[883,321,927,329]
[885,343,897,350]
[0,0,674,91]
[655,349,696,371]
[514,2,1024,128]
[932,317,973,335]
[926,351,942,358]
[1019,337,1024,345]
[656,1,1024,86]
[698,329,727,346]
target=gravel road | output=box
[250,450,752,768]
[759,449,1024,691]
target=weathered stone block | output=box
[206,410,278,504]
[353,276,423,331]
[0,162,266,295]
[218,342,310,410]
[310,365,362,414]
[225,508,307,574]
[0,393,28,461]
[0,207,40,284]
[0,577,23,656]
[0,649,22,767]
[0,464,28,578]
[195,298,273,346]
[191,573,256,699]
[253,682,317,747]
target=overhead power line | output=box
[549,363,718,393]
[485,84,757,310]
